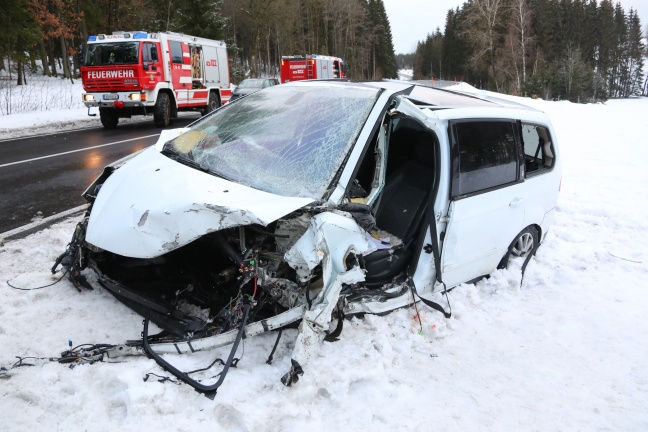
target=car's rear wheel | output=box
[99,108,119,129]
[154,92,171,127]
[498,226,539,268]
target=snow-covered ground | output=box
[0,76,97,139]
[397,69,413,80]
[1,81,647,431]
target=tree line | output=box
[2,0,645,101]
[413,0,647,101]
[0,0,398,85]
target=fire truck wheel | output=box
[201,92,220,116]
[99,108,119,129]
[154,93,171,127]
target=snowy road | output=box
[0,118,197,234]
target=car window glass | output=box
[238,80,263,89]
[142,43,158,64]
[164,84,380,199]
[451,121,518,197]
[169,41,183,64]
[521,123,554,176]
[83,42,139,66]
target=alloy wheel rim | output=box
[512,232,534,257]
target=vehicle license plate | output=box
[103,94,119,100]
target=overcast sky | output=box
[383,0,648,54]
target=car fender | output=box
[285,211,372,371]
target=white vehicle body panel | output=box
[328,90,393,204]
[85,147,313,258]
[285,212,373,366]
[423,104,561,287]
[203,44,229,85]
[441,184,526,286]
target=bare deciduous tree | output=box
[463,0,504,91]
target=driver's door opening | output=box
[347,116,439,287]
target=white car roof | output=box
[283,80,552,124]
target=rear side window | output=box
[521,123,555,176]
[451,121,519,198]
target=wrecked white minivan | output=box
[54,81,561,397]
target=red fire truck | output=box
[279,55,345,84]
[81,31,231,128]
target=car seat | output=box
[362,138,436,286]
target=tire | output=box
[154,92,171,127]
[498,226,539,269]
[99,108,119,129]
[201,91,220,116]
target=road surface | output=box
[0,116,199,234]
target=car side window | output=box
[451,121,520,198]
[521,123,555,176]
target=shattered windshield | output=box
[83,42,140,66]
[163,84,380,199]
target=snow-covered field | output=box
[1,82,647,431]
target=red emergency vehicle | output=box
[280,55,345,84]
[81,31,231,128]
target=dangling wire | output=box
[409,283,424,334]
[6,270,68,291]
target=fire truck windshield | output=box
[83,42,140,66]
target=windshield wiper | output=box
[161,148,212,174]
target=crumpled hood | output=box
[85,147,314,258]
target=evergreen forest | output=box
[0,0,645,101]
[414,0,647,100]
[0,0,398,85]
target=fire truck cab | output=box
[81,31,231,129]
[280,55,345,84]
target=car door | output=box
[440,120,526,287]
[140,42,162,91]
[518,122,561,232]
[168,40,190,106]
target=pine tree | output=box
[413,29,443,80]
[0,0,41,84]
[172,0,227,41]
[442,7,470,83]
[609,2,628,96]
[597,0,615,96]
[625,9,645,96]
[366,0,397,79]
